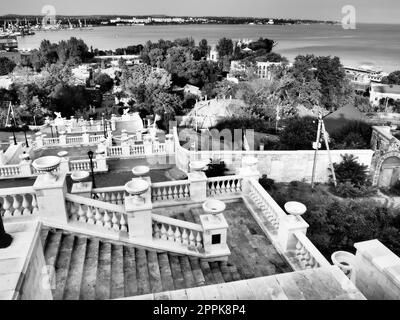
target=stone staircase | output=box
[40,208,242,300]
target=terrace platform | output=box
[39,202,291,300]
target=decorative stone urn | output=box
[71,171,90,189]
[19,153,30,162]
[32,156,61,182]
[202,199,226,216]
[57,151,68,160]
[189,160,209,177]
[331,251,357,283]
[284,201,307,221]
[132,165,150,178]
[125,179,150,205]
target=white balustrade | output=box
[69,159,97,172]
[247,178,286,230]
[66,135,84,145]
[0,165,21,177]
[65,193,128,232]
[0,187,39,218]
[153,143,166,154]
[152,213,203,250]
[43,137,60,146]
[89,135,103,143]
[207,175,243,197]
[92,186,127,205]
[130,145,146,156]
[107,146,123,157]
[151,181,191,202]
[293,231,331,269]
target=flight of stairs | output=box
[40,209,242,300]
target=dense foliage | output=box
[279,117,317,150]
[329,121,373,149]
[267,182,400,258]
[0,57,16,76]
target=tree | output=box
[382,71,400,85]
[93,72,114,93]
[279,117,317,150]
[247,37,274,53]
[198,39,210,58]
[152,92,182,129]
[0,57,16,76]
[332,154,369,186]
[216,38,233,58]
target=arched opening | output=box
[378,156,400,187]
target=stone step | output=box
[219,261,233,283]
[110,244,125,299]
[123,246,138,297]
[79,238,100,300]
[147,251,163,293]
[135,249,151,295]
[199,260,217,285]
[188,257,206,286]
[95,242,112,300]
[63,236,88,300]
[179,256,196,288]
[168,255,186,290]
[43,230,63,269]
[157,253,175,292]
[53,233,75,300]
[209,261,226,284]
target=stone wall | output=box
[187,149,374,183]
[354,240,400,300]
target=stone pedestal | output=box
[33,173,69,225]
[96,154,108,171]
[19,160,33,176]
[59,133,66,145]
[35,134,43,148]
[124,177,153,240]
[111,117,116,131]
[59,158,70,173]
[200,213,229,255]
[143,135,153,155]
[188,172,207,202]
[82,133,90,144]
[71,182,93,198]
[165,134,174,154]
[277,215,309,252]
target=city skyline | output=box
[0,0,399,24]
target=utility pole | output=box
[311,113,337,188]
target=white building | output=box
[256,61,282,79]
[230,60,247,73]
[370,83,400,106]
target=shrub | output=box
[330,121,372,150]
[331,154,369,186]
[204,158,228,177]
[259,175,275,191]
[332,182,376,198]
[214,115,276,135]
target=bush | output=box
[259,175,275,191]
[332,182,376,198]
[330,121,372,150]
[214,115,276,135]
[204,159,228,177]
[331,154,369,186]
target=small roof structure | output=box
[324,104,366,133]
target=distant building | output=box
[370,83,400,106]
[0,36,18,51]
[345,66,386,93]
[256,61,282,79]
[230,60,247,73]
[207,47,219,62]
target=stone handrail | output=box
[153,143,166,154]
[293,231,331,269]
[65,193,128,232]
[0,186,38,218]
[107,146,123,157]
[151,180,191,202]
[152,213,204,250]
[247,178,287,230]
[207,175,243,197]
[89,135,103,143]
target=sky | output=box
[0,0,399,24]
